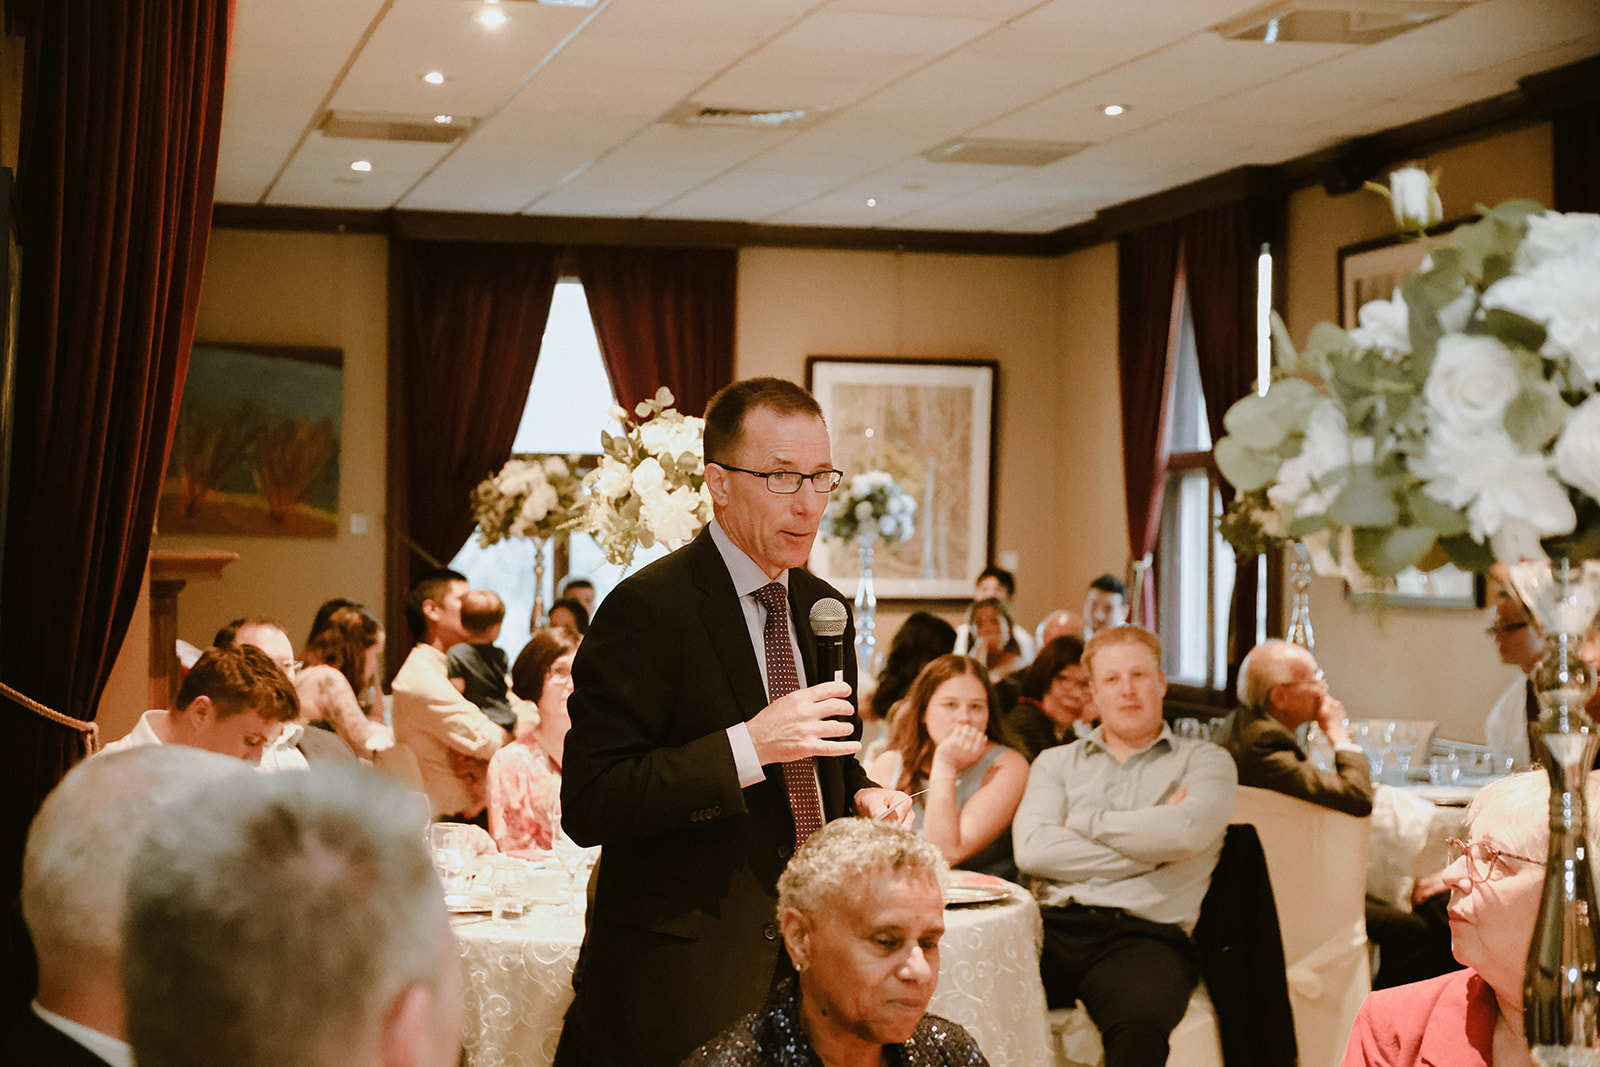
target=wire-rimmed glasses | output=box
[1445,837,1543,884]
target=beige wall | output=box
[1281,123,1554,742]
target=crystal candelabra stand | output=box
[855,540,877,677]
[1286,541,1315,652]
[530,538,548,629]
[1510,556,1600,1065]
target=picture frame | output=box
[805,356,997,599]
[1337,220,1483,609]
[159,342,344,537]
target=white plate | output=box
[944,883,1011,906]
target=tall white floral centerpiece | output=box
[581,387,713,569]
[1214,178,1600,1062]
[471,455,586,625]
[822,471,917,674]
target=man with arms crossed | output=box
[556,377,911,1067]
[1014,626,1237,1067]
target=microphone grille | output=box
[809,597,849,638]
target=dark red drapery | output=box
[1117,222,1184,630]
[388,240,560,647]
[574,246,737,417]
[1554,102,1600,213]
[0,0,231,1010]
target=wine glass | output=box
[1389,721,1419,780]
[547,799,586,914]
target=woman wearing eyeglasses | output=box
[1342,770,1600,1066]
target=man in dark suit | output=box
[1220,639,1373,817]
[556,377,912,1067]
[5,746,245,1064]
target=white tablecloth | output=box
[454,880,1054,1067]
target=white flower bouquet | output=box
[582,387,713,567]
[1217,194,1600,583]
[823,470,917,546]
[472,454,586,546]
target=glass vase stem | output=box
[855,541,877,678]
[1286,541,1314,652]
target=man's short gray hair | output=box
[22,747,245,980]
[123,765,449,1067]
[777,818,949,919]
[1236,640,1309,710]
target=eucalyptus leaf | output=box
[1327,464,1401,527]
[1503,383,1568,451]
[1270,311,1299,374]
[1285,513,1328,539]
[1403,279,1442,369]
[1437,533,1496,573]
[1485,307,1548,354]
[1352,526,1437,577]
[1215,436,1283,492]
[1406,488,1471,537]
[1219,393,1286,449]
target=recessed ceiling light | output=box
[866,198,877,207]
[423,71,445,85]
[434,115,453,125]
[1101,104,1127,116]
[476,7,508,26]
[350,160,372,172]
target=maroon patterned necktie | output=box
[753,581,824,849]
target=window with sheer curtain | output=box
[448,280,669,658]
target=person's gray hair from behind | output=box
[777,817,950,920]
[1466,769,1600,859]
[22,747,247,1035]
[123,765,457,1067]
[1235,640,1307,710]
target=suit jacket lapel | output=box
[686,531,768,724]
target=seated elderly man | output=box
[122,765,463,1067]
[1221,639,1373,817]
[1014,625,1236,1067]
[100,644,300,764]
[683,818,987,1067]
[6,747,245,1065]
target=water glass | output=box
[1429,752,1461,786]
[488,859,527,922]
[526,867,568,908]
[429,823,474,898]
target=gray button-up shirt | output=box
[1013,723,1237,931]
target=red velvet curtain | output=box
[574,246,737,417]
[1117,223,1184,630]
[0,0,231,1011]
[389,241,561,646]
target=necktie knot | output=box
[754,581,787,615]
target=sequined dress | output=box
[681,976,989,1067]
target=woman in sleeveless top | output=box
[869,653,1029,880]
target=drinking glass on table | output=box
[429,823,474,900]
[546,799,587,913]
[488,858,528,923]
[1388,721,1419,780]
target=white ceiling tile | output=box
[773,11,997,55]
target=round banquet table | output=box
[453,878,1054,1067]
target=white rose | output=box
[642,485,702,546]
[1347,289,1410,355]
[1387,166,1442,233]
[594,458,632,499]
[542,456,569,478]
[1424,334,1519,432]
[879,517,898,540]
[1483,252,1600,386]
[1515,211,1600,270]
[1554,394,1600,503]
[854,500,876,521]
[633,457,666,496]
[638,420,672,456]
[1413,426,1574,546]
[1269,399,1369,515]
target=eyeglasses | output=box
[1051,673,1091,694]
[1485,621,1529,637]
[712,464,844,495]
[1445,837,1542,884]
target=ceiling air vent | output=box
[664,101,821,130]
[1214,0,1475,44]
[318,110,477,144]
[924,139,1089,167]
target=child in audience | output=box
[447,589,515,734]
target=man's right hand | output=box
[746,680,860,765]
[1317,695,1351,746]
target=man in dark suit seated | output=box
[6,746,245,1065]
[556,377,913,1067]
[1220,639,1372,816]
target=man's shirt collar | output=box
[708,518,790,599]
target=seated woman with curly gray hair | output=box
[683,818,989,1067]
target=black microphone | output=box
[809,598,849,683]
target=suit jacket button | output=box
[778,844,793,860]
[763,923,779,941]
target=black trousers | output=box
[1040,904,1201,1067]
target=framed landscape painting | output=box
[805,357,996,599]
[159,343,343,537]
